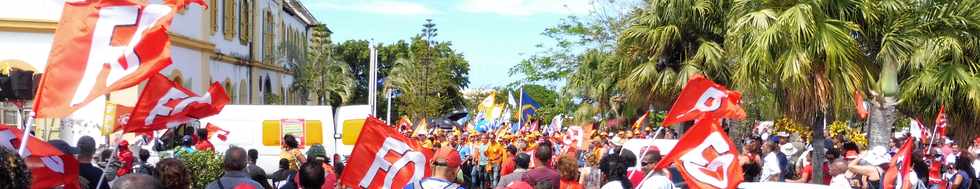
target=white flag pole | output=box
[17,110,34,156]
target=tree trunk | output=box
[811,112,827,184]
[868,96,898,148]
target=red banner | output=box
[33,0,205,118]
[0,125,80,189]
[662,75,745,126]
[124,74,228,133]
[655,118,742,189]
[340,117,433,189]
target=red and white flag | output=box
[655,118,742,189]
[33,0,206,118]
[205,123,230,141]
[884,138,914,189]
[662,75,745,126]
[340,117,433,189]
[0,125,81,189]
[909,118,929,143]
[124,74,228,133]
[935,106,947,139]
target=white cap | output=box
[863,146,890,166]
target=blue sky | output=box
[298,0,597,89]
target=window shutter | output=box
[210,0,217,34]
[223,0,235,40]
[239,0,249,43]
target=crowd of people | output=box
[6,120,980,189]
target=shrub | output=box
[176,151,223,189]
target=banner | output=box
[124,74,228,133]
[662,75,745,126]
[33,0,206,118]
[340,117,433,189]
[0,125,80,189]
[655,118,742,189]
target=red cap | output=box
[434,147,461,168]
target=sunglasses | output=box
[642,161,655,166]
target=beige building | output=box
[0,0,322,140]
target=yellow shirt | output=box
[487,143,504,165]
[422,139,433,149]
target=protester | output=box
[195,128,215,152]
[156,158,192,189]
[281,134,306,171]
[298,161,325,189]
[788,150,830,184]
[247,149,274,189]
[112,174,163,189]
[177,135,195,154]
[951,154,976,189]
[848,146,891,189]
[332,154,345,177]
[77,136,110,189]
[0,145,31,189]
[305,144,336,189]
[501,146,518,176]
[206,146,264,189]
[635,147,673,189]
[270,158,296,188]
[557,155,584,189]
[116,140,135,176]
[135,149,156,176]
[497,153,531,189]
[599,152,632,189]
[828,159,850,188]
[760,142,783,181]
[403,147,464,189]
[524,141,559,189]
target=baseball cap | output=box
[48,140,78,155]
[433,147,461,168]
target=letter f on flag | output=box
[33,0,206,118]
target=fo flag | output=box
[341,117,433,189]
[884,138,914,189]
[655,118,742,189]
[33,0,207,118]
[0,125,81,189]
[124,74,228,133]
[662,75,745,126]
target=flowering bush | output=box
[176,151,223,189]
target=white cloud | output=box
[308,0,438,16]
[456,0,594,16]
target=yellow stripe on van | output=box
[341,119,366,145]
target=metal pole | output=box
[368,40,378,115]
[386,90,393,123]
[17,111,33,156]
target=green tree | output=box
[726,0,869,182]
[292,25,354,107]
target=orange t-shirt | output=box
[560,179,584,189]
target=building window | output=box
[210,0,217,34]
[239,0,251,44]
[240,79,249,104]
[223,0,236,40]
[263,11,273,63]
[224,79,235,104]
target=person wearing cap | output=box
[635,147,673,189]
[404,147,465,189]
[116,140,135,176]
[848,146,891,189]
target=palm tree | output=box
[292,25,354,106]
[385,57,455,119]
[727,0,868,182]
[618,0,731,111]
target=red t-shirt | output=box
[802,164,831,184]
[501,158,517,176]
[195,141,214,152]
[559,179,584,189]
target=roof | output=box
[282,0,319,26]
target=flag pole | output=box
[17,110,33,156]
[926,121,938,155]
[518,86,524,132]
